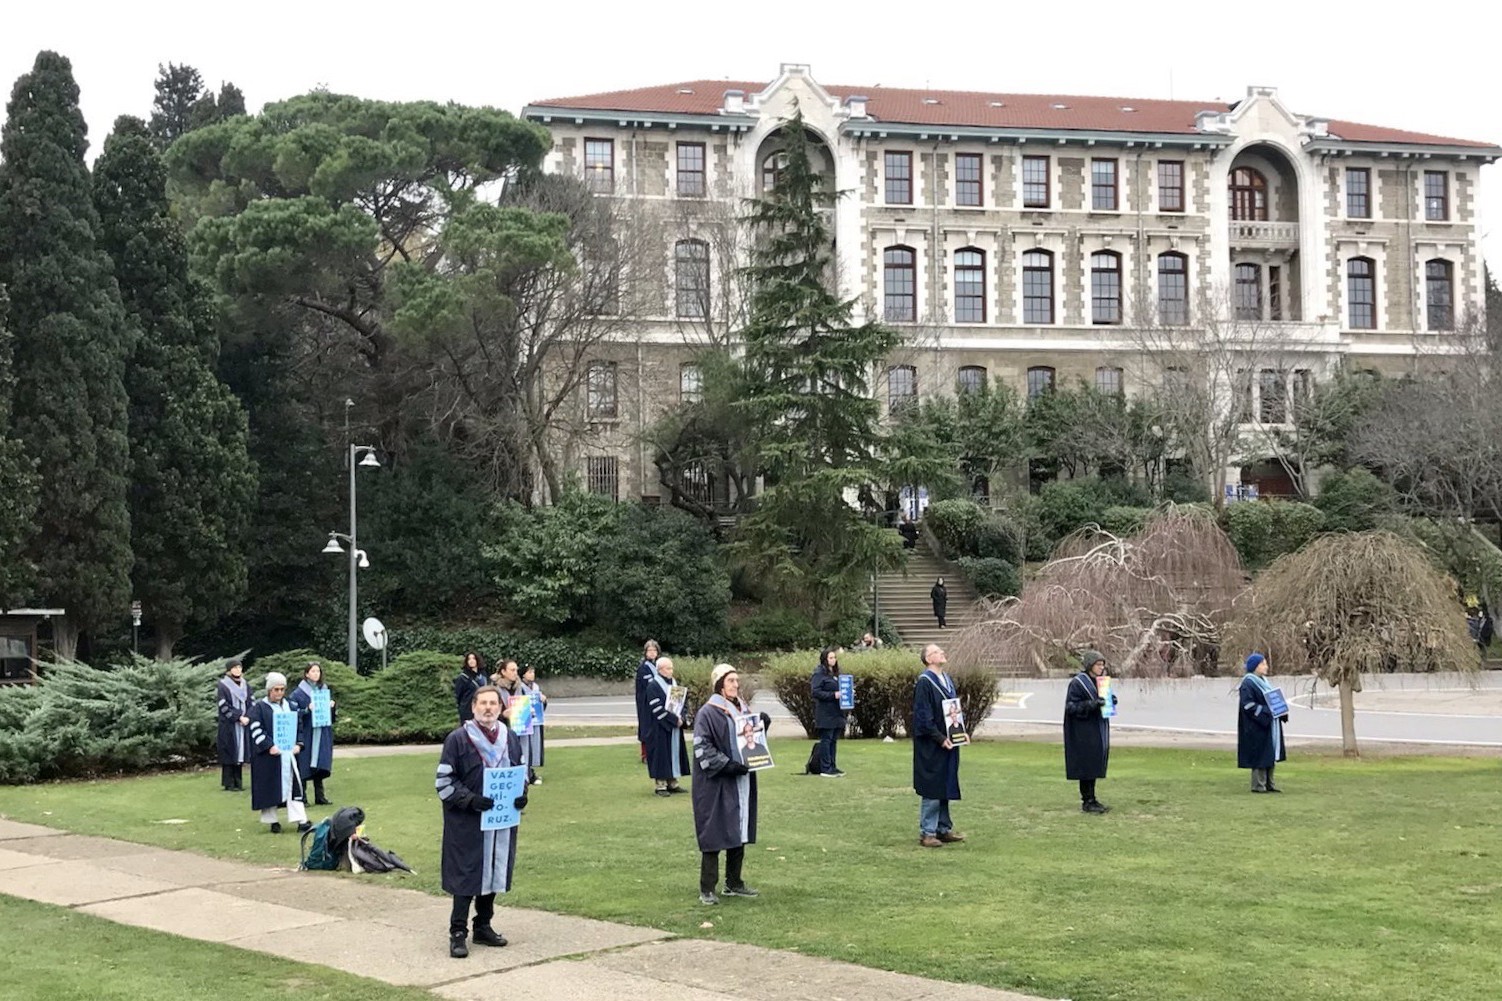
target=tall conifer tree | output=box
[0,291,40,606]
[731,110,903,625]
[94,115,256,658]
[0,51,134,656]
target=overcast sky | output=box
[4,2,1499,268]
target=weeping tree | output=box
[954,506,1246,676]
[1224,531,1477,757]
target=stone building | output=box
[523,64,1499,503]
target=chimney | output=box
[845,95,869,119]
[723,89,746,115]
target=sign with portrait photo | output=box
[941,698,970,746]
[735,713,774,771]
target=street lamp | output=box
[323,441,380,670]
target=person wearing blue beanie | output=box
[1237,652,1287,792]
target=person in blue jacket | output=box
[809,646,848,777]
[1238,652,1287,792]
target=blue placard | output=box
[837,674,855,710]
[480,765,529,831]
[508,693,534,736]
[272,710,297,751]
[1264,687,1289,717]
[311,689,332,728]
[531,690,545,726]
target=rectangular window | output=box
[0,633,34,682]
[586,362,618,420]
[1347,258,1376,329]
[957,366,987,394]
[1234,264,1262,321]
[887,366,917,414]
[955,153,982,207]
[1346,167,1371,219]
[1090,252,1122,325]
[1026,366,1055,401]
[676,142,706,197]
[1022,155,1050,208]
[1095,366,1123,396]
[883,247,917,321]
[1426,260,1454,330]
[1424,171,1449,221]
[1157,253,1188,326]
[1269,265,1282,321]
[586,457,619,502]
[680,363,703,403]
[1157,160,1184,212]
[885,151,913,204]
[1259,369,1287,424]
[1022,251,1054,324]
[1091,158,1118,211]
[583,138,614,194]
[674,240,710,318]
[953,249,986,322]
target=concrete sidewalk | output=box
[0,817,1048,1001]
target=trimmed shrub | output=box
[379,626,638,681]
[1314,468,1394,533]
[1164,467,1211,503]
[1223,500,1326,568]
[923,499,986,560]
[0,657,221,784]
[1036,482,1104,543]
[592,504,731,652]
[728,607,823,652]
[957,557,1020,598]
[1101,505,1152,537]
[765,649,998,740]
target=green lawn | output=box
[2,740,1500,1001]
[0,895,438,1001]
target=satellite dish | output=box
[362,617,387,651]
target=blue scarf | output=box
[1244,671,1284,749]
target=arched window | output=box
[674,239,709,318]
[1026,365,1055,401]
[1229,167,1268,222]
[1090,251,1122,324]
[1022,249,1054,324]
[1095,366,1124,396]
[953,248,985,323]
[884,246,917,322]
[887,365,917,414]
[956,365,987,394]
[1157,252,1188,326]
[1425,259,1454,330]
[1234,263,1263,321]
[1347,258,1376,330]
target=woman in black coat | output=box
[808,646,847,776]
[930,578,948,628]
[454,652,487,724]
[1063,650,1116,814]
[1237,652,1287,792]
[691,664,760,905]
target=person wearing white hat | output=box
[248,671,311,834]
[690,664,765,905]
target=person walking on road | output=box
[1063,650,1116,814]
[912,644,964,847]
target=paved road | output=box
[545,672,1502,748]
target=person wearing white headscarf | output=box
[690,664,765,905]
[248,672,310,834]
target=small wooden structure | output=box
[0,608,63,684]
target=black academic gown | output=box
[1237,676,1287,769]
[454,670,485,724]
[215,677,252,765]
[634,658,657,744]
[1063,671,1115,780]
[643,680,690,780]
[931,584,948,621]
[248,698,309,811]
[288,683,335,779]
[911,669,961,800]
[436,725,523,896]
[691,698,758,852]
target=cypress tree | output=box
[147,63,205,148]
[93,115,256,658]
[0,51,134,657]
[0,291,40,606]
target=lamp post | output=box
[323,441,380,670]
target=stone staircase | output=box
[873,541,980,649]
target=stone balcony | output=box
[1229,220,1300,248]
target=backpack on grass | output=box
[299,805,365,872]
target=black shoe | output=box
[654,789,672,797]
[667,784,687,794]
[472,924,508,947]
[1267,786,1283,793]
[1081,801,1108,814]
[450,933,469,958]
[296,822,313,834]
[722,883,759,898]
[269,822,282,834]
[699,891,719,905]
[314,796,333,806]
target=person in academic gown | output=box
[492,659,536,784]
[454,652,487,724]
[643,656,689,796]
[1064,649,1117,814]
[691,664,762,905]
[518,664,546,784]
[912,644,965,847]
[288,661,336,806]
[930,578,949,628]
[248,672,311,834]
[435,685,528,958]
[634,639,660,772]
[215,659,252,791]
[1238,652,1288,793]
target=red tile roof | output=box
[526,80,1497,149]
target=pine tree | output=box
[0,291,40,606]
[0,51,134,657]
[148,63,205,148]
[731,110,903,626]
[93,115,256,658]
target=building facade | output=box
[524,64,1499,503]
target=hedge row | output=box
[764,649,1000,740]
[373,627,640,681]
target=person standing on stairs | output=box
[930,577,948,629]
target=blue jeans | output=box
[919,798,952,837]
[817,727,840,773]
